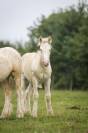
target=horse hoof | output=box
[0,113,11,119]
[31,112,37,118]
[16,111,24,118]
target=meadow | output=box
[0,89,88,133]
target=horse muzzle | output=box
[43,62,49,67]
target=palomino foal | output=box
[0,47,24,118]
[22,36,53,117]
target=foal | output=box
[22,36,53,117]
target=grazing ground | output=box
[0,89,88,133]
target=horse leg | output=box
[21,74,28,114]
[21,74,32,114]
[24,84,32,114]
[32,77,39,118]
[0,80,13,118]
[15,73,24,118]
[44,78,53,115]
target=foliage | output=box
[0,41,14,48]
[26,2,88,90]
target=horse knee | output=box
[45,94,51,103]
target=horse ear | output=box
[48,36,52,44]
[37,36,42,46]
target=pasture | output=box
[0,89,88,133]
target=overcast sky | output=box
[0,0,81,42]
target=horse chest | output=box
[36,68,48,80]
[40,71,46,79]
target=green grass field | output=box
[0,90,88,133]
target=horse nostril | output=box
[44,62,49,67]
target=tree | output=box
[26,2,88,90]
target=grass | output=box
[0,89,88,133]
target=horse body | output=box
[22,36,53,117]
[22,51,52,82]
[0,47,24,118]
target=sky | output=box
[0,0,81,42]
